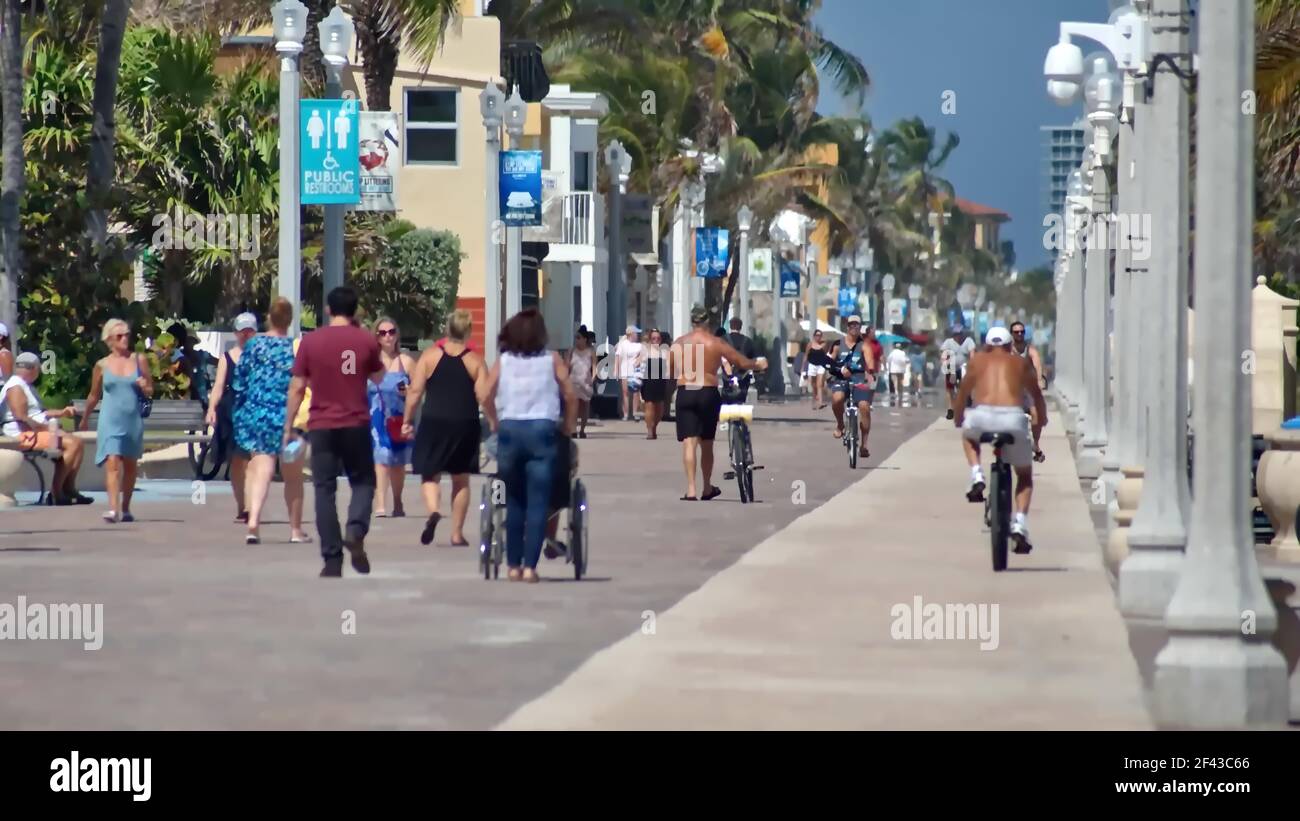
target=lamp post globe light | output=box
[317,4,354,308]
[502,88,527,322]
[273,0,308,335]
[480,81,506,363]
[736,203,753,332]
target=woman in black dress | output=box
[402,310,492,546]
[638,328,671,439]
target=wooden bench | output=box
[70,399,210,444]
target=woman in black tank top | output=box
[405,315,487,547]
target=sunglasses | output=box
[1011,330,1025,335]
[377,329,397,337]
[112,333,128,340]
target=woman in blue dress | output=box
[80,319,152,523]
[233,298,306,545]
[369,317,416,517]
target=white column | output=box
[1064,205,1086,426]
[1120,0,1191,621]
[483,131,501,363]
[1078,167,1110,482]
[671,201,689,337]
[1153,0,1289,727]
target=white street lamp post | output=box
[604,139,631,343]
[318,5,354,314]
[503,88,527,322]
[1078,57,1119,484]
[1064,169,1089,431]
[1120,0,1191,623]
[736,204,753,333]
[273,0,307,336]
[1153,0,1290,728]
[479,82,505,363]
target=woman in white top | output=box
[483,308,577,583]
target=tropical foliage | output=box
[1257,0,1300,279]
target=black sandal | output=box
[700,487,722,501]
[680,495,697,501]
[420,512,441,546]
[1033,448,1046,463]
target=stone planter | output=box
[1106,509,1134,580]
[1257,427,1300,560]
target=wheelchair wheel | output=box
[479,481,494,579]
[569,479,588,580]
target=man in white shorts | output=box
[954,326,1048,553]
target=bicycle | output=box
[719,371,761,503]
[836,378,871,469]
[978,431,1019,572]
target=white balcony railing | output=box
[560,191,595,246]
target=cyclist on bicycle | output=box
[954,326,1048,554]
[828,315,877,459]
[940,323,976,420]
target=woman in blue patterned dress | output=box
[368,317,416,517]
[233,298,306,544]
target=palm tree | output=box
[1,0,25,335]
[343,0,460,111]
[876,116,959,290]
[85,0,131,252]
[1255,0,1300,277]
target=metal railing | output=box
[560,191,594,246]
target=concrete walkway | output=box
[499,412,1153,730]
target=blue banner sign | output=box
[499,150,543,226]
[838,287,857,316]
[779,259,801,298]
[301,99,360,205]
[694,228,731,279]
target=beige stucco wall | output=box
[345,12,501,300]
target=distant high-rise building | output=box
[1041,120,1085,257]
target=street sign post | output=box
[301,98,360,205]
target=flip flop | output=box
[420,512,441,546]
[679,495,698,501]
[700,487,722,501]
[1033,449,1046,463]
[449,538,470,547]
[290,534,313,544]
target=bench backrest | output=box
[71,399,207,432]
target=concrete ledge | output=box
[0,436,198,496]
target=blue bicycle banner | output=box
[779,258,801,298]
[694,228,731,279]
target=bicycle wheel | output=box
[847,418,858,470]
[990,463,1010,572]
[741,426,756,502]
[479,482,494,579]
[188,429,226,481]
[569,479,588,580]
[731,424,749,503]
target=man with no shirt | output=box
[1009,320,1047,462]
[954,326,1048,553]
[667,305,767,501]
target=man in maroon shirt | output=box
[285,286,385,577]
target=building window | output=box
[404,88,458,165]
[573,151,592,191]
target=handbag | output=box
[135,361,153,418]
[379,376,410,443]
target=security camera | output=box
[1044,35,1085,86]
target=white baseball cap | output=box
[986,326,1012,347]
[626,324,641,334]
[846,315,862,325]
[0,322,8,338]
[234,312,257,332]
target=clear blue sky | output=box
[814,0,1113,271]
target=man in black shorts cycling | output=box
[828,315,877,459]
[666,305,767,500]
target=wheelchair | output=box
[478,435,588,580]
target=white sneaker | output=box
[1010,520,1033,554]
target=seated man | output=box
[954,327,1047,553]
[2,352,90,505]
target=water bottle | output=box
[46,417,61,459]
[281,434,304,464]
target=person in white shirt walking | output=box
[886,343,910,407]
[612,325,644,422]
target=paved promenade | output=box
[0,399,935,729]
[500,411,1152,730]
